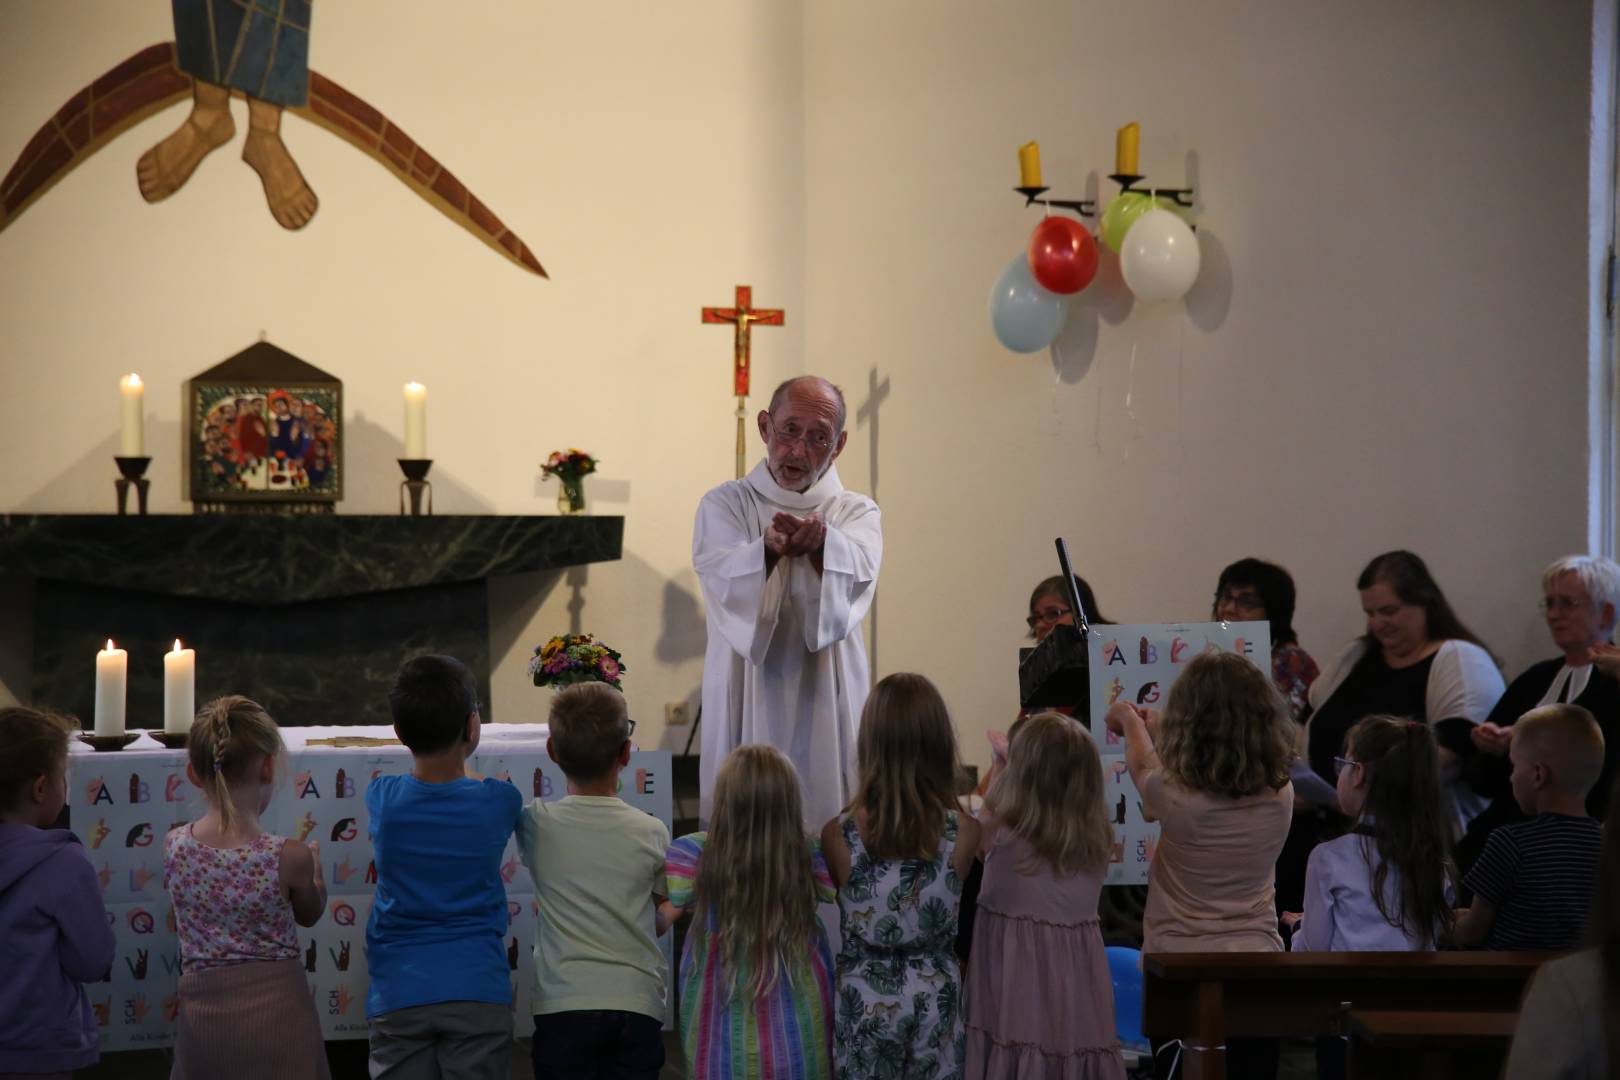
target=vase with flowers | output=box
[541,448,596,514]
[528,633,625,690]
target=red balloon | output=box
[1027,216,1099,295]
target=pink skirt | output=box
[173,958,330,1080]
[964,907,1127,1080]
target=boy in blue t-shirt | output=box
[366,654,522,1079]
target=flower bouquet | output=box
[541,448,597,514]
[528,633,625,690]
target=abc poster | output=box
[1087,621,1269,886]
[69,747,673,1049]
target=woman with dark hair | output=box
[1212,558,1320,721]
[1503,772,1619,1079]
[1027,574,1111,642]
[1277,552,1503,915]
[1304,551,1503,800]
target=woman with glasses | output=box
[1211,558,1320,722]
[1025,574,1110,641]
[1454,556,1620,881]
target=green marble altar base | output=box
[1,514,624,725]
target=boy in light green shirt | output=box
[516,682,670,1079]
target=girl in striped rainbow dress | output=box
[664,744,836,1080]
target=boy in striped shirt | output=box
[1453,704,1605,950]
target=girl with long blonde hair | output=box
[164,696,329,1079]
[965,713,1126,1079]
[821,672,980,1080]
[665,744,836,1079]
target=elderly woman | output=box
[1456,556,1620,878]
[1212,558,1320,721]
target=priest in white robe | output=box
[692,375,882,827]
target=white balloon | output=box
[1119,208,1201,302]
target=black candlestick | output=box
[114,456,151,516]
[398,458,433,516]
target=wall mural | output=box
[0,0,546,278]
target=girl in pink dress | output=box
[965,712,1126,1080]
[164,696,329,1080]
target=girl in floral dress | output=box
[821,673,980,1080]
[665,745,836,1079]
[164,696,329,1079]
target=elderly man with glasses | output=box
[692,376,882,827]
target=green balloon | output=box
[1101,193,1168,254]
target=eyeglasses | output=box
[1215,590,1265,613]
[1332,755,1358,778]
[1539,596,1589,614]
[767,419,835,453]
[624,717,637,739]
[1027,606,1072,629]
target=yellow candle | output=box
[164,639,195,734]
[403,382,427,458]
[119,374,144,456]
[94,639,127,737]
[1116,122,1140,176]
[1018,141,1042,187]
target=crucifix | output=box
[702,285,784,478]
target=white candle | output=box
[164,639,195,734]
[403,381,427,458]
[94,639,127,737]
[119,374,145,457]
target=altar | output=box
[0,512,623,725]
[66,725,673,1050]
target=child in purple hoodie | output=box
[0,706,115,1079]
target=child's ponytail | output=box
[188,696,283,833]
[1346,715,1456,947]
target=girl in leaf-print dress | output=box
[822,673,981,1080]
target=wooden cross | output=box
[702,285,784,477]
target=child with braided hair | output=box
[164,695,328,1079]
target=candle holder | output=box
[78,732,141,752]
[1107,173,1195,207]
[114,456,151,516]
[1012,177,1196,216]
[150,731,190,750]
[398,458,433,516]
[1013,185,1097,217]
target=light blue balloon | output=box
[988,252,1069,353]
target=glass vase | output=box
[556,478,585,515]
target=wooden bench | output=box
[1141,951,1554,1080]
[1346,1009,1518,1079]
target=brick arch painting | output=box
[1,0,546,278]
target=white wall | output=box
[802,0,1600,765]
[0,1,1605,775]
[0,0,806,735]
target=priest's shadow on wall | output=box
[856,366,890,677]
